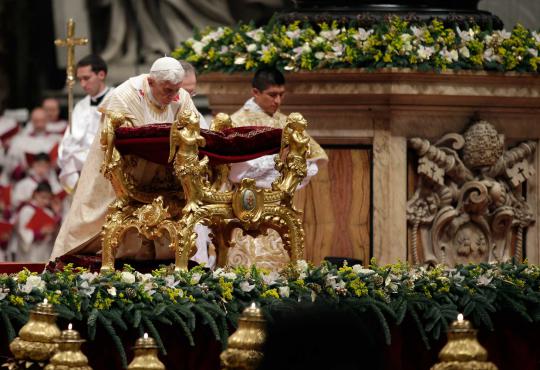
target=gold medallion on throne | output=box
[232,179,264,223]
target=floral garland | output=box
[0,261,539,367]
[171,18,540,73]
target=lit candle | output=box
[457,313,464,322]
[250,302,257,309]
[43,298,48,304]
[68,323,73,330]
[144,332,148,339]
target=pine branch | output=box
[97,313,127,368]
[193,305,221,341]
[165,307,195,346]
[142,315,167,355]
[1,310,16,341]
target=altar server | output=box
[58,54,114,192]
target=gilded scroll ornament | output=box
[407,120,536,266]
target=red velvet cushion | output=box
[115,124,282,165]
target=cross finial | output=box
[54,18,88,88]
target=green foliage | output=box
[171,17,540,74]
[0,260,539,365]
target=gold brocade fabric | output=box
[49,74,197,261]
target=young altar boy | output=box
[12,181,61,262]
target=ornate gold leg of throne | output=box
[169,110,309,271]
[99,111,184,273]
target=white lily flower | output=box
[354,28,373,41]
[459,46,470,58]
[352,265,375,275]
[192,41,205,56]
[234,56,246,65]
[320,29,340,40]
[239,281,255,292]
[79,281,96,297]
[279,286,290,298]
[477,274,493,286]
[79,272,98,283]
[107,287,117,297]
[262,271,280,285]
[191,273,202,285]
[285,29,301,40]
[246,29,264,42]
[417,45,435,60]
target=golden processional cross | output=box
[54,18,88,133]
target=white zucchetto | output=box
[150,56,183,72]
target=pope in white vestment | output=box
[50,57,201,262]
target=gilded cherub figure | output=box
[274,112,310,196]
[169,109,208,213]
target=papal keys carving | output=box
[407,120,536,266]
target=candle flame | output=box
[250,302,257,309]
[457,313,464,322]
[144,332,148,339]
[68,323,72,330]
[43,298,48,304]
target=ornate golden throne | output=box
[98,109,310,272]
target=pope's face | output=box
[148,78,182,106]
[253,84,286,116]
[77,65,106,97]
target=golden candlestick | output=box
[431,314,498,370]
[54,18,88,133]
[220,303,266,370]
[44,323,92,370]
[9,299,61,362]
[127,333,166,370]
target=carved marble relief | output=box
[407,120,536,266]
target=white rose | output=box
[315,51,325,60]
[21,275,45,294]
[121,271,136,284]
[247,43,257,53]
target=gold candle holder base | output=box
[9,300,61,362]
[431,314,498,370]
[220,303,266,370]
[127,334,166,370]
[44,324,92,370]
